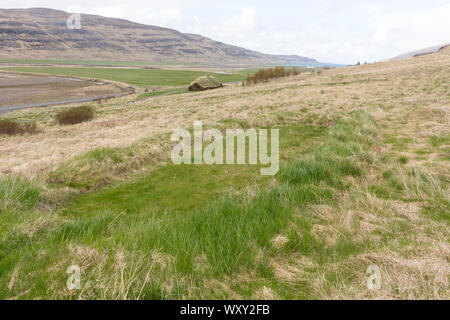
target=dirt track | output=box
[0,71,123,109]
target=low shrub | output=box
[55,106,95,125]
[0,119,39,136]
[245,66,301,85]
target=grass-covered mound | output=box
[188,75,223,91]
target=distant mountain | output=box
[0,8,318,65]
[390,43,450,61]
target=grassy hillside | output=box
[0,47,448,299]
[1,66,246,87]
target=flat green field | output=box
[1,66,246,87]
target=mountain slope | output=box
[390,43,450,61]
[0,8,317,65]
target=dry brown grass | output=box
[0,47,448,178]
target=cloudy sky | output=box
[1,0,449,63]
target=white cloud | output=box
[143,8,181,26]
[64,2,183,27]
[222,7,256,34]
[369,3,450,53]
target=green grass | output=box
[1,67,246,87]
[280,157,361,186]
[62,122,331,218]
[1,108,447,299]
[47,124,327,191]
[429,134,449,148]
[66,163,267,215]
[132,188,294,275]
[0,112,374,298]
[136,89,176,100]
[217,118,251,129]
[0,176,40,211]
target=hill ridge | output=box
[0,8,317,65]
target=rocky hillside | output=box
[0,8,317,65]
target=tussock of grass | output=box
[280,157,361,186]
[0,119,39,136]
[53,210,118,242]
[218,117,251,129]
[55,106,95,125]
[422,196,450,223]
[0,176,76,215]
[0,176,40,211]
